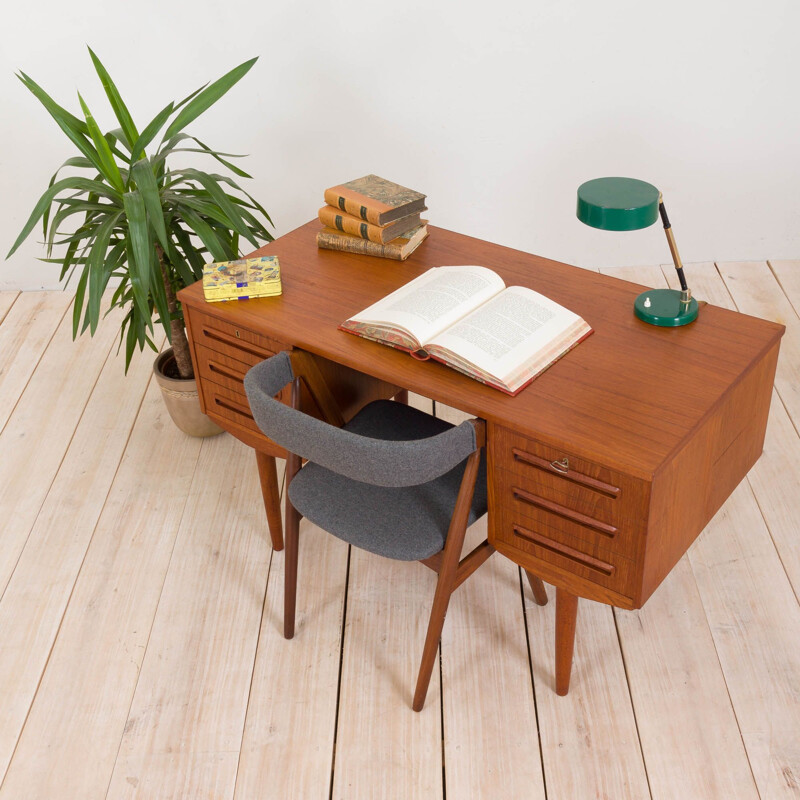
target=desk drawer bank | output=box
[181,303,400,552]
[178,220,784,696]
[487,339,778,610]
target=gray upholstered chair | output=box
[244,350,499,711]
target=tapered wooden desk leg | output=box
[394,389,409,404]
[255,450,284,552]
[525,570,548,606]
[555,588,579,696]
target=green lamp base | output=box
[634,288,699,327]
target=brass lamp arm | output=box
[658,196,690,296]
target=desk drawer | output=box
[496,428,622,516]
[196,343,252,394]
[195,342,291,406]
[492,427,648,526]
[497,467,636,559]
[205,382,262,434]
[494,507,637,599]
[192,309,285,365]
[490,426,649,574]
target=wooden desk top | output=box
[180,221,784,479]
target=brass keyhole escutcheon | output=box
[235,329,241,338]
[551,457,569,473]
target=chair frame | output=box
[277,351,535,711]
[265,351,548,710]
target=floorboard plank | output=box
[530,591,651,799]
[331,550,443,800]
[0,291,72,434]
[234,510,347,800]
[105,432,271,799]
[0,300,119,598]
[0,292,19,326]
[689,480,800,798]
[0,339,157,784]
[768,260,800,317]
[441,519,547,800]
[0,381,202,800]
[616,558,759,799]
[746,392,800,598]
[716,261,800,424]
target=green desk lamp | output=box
[576,177,699,326]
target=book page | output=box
[426,286,589,387]
[346,266,505,346]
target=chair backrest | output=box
[244,352,478,488]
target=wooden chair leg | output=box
[413,446,482,712]
[284,377,304,640]
[525,570,548,605]
[256,450,284,551]
[555,587,579,696]
[413,561,458,712]
[283,451,301,640]
[394,389,409,404]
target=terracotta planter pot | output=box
[153,349,224,437]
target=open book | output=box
[339,265,592,395]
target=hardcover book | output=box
[316,223,429,261]
[324,174,427,226]
[202,256,282,302]
[318,205,421,244]
[339,265,592,395]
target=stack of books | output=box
[316,174,428,261]
[202,256,282,303]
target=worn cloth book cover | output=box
[316,223,429,260]
[318,205,421,244]
[324,174,427,226]
[339,266,592,395]
[202,256,282,302]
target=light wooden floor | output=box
[0,261,798,800]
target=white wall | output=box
[2,0,798,290]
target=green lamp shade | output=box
[577,177,660,231]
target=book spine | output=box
[324,188,384,226]
[337,323,415,353]
[318,206,391,244]
[316,230,404,260]
[203,285,282,301]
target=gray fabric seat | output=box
[288,400,488,561]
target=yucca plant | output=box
[6,47,273,379]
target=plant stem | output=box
[156,243,194,379]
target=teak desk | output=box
[178,221,784,694]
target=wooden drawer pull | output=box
[512,448,620,498]
[512,524,616,576]
[214,396,254,420]
[208,360,246,383]
[202,327,273,359]
[512,487,618,537]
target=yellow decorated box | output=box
[202,256,282,302]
